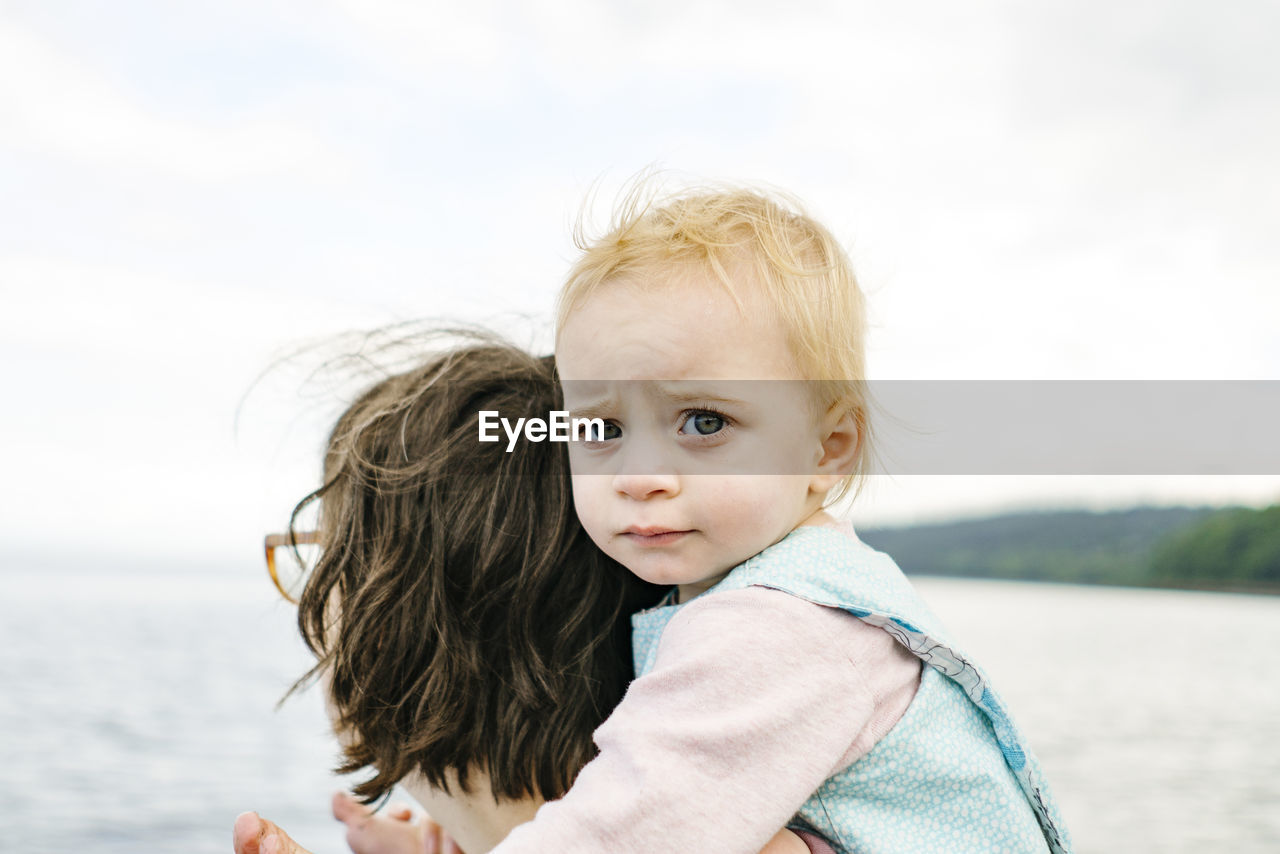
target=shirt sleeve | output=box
[488,586,885,854]
[794,829,839,854]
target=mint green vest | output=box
[631,526,1071,854]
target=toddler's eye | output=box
[583,420,622,442]
[679,411,726,436]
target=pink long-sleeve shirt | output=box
[490,546,923,854]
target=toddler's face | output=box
[557,270,831,602]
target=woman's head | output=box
[288,334,660,803]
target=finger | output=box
[422,821,441,854]
[441,832,464,854]
[234,812,315,854]
[332,790,373,825]
[258,816,314,854]
[233,811,264,854]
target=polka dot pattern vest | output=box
[631,526,1072,854]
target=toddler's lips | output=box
[620,527,692,546]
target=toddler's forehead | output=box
[557,274,805,382]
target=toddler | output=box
[489,187,1071,853]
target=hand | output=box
[233,811,313,854]
[332,791,465,854]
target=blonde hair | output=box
[556,180,873,501]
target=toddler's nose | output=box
[607,427,681,499]
[612,469,680,500]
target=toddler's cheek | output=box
[723,477,811,534]
[569,475,611,546]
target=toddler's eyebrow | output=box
[657,387,751,408]
[567,396,619,421]
[565,386,752,420]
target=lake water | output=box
[2,568,1277,853]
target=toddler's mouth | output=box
[620,527,693,546]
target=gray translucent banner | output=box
[870,381,1279,475]
[522,380,1280,475]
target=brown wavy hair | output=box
[286,336,662,803]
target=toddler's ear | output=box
[810,402,862,494]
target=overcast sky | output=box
[3,0,1278,571]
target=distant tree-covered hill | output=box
[1148,505,1280,589]
[857,505,1279,591]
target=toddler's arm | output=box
[489,587,908,854]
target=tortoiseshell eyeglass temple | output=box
[263,530,322,603]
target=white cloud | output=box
[0,19,353,182]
